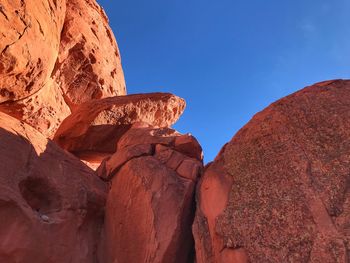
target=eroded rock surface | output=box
[0,0,126,138]
[53,93,186,155]
[0,0,66,102]
[99,126,203,263]
[53,0,126,107]
[0,112,107,263]
[193,79,350,263]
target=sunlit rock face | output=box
[0,0,66,103]
[193,80,350,263]
[0,0,126,138]
[53,0,126,107]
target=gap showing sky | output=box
[97,0,350,162]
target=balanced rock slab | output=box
[54,93,186,155]
[193,80,350,262]
[0,112,107,263]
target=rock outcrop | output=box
[193,79,350,262]
[0,0,125,138]
[0,112,107,263]
[0,0,66,102]
[53,0,126,107]
[98,125,203,263]
[53,93,186,166]
[2,0,350,262]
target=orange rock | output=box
[0,0,66,102]
[154,144,185,170]
[97,144,153,180]
[0,112,107,262]
[53,93,186,155]
[117,124,180,150]
[0,80,70,138]
[193,79,350,262]
[102,156,201,263]
[174,135,203,161]
[0,0,126,138]
[97,126,203,262]
[53,0,126,107]
[97,125,203,178]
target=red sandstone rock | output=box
[117,124,180,149]
[53,0,126,107]
[97,125,203,178]
[97,126,203,262]
[0,80,71,138]
[102,156,200,263]
[0,0,126,138]
[0,0,66,102]
[0,112,107,262]
[53,93,186,155]
[174,135,203,161]
[193,79,350,262]
[97,144,153,180]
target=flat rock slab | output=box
[193,79,350,262]
[53,93,186,154]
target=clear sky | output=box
[97,0,350,162]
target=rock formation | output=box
[0,0,125,137]
[193,79,350,262]
[53,93,185,163]
[99,125,203,263]
[0,0,66,102]
[53,0,126,107]
[1,0,350,262]
[0,112,107,262]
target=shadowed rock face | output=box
[193,79,350,263]
[98,126,203,263]
[0,0,126,138]
[0,112,107,263]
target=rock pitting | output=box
[0,112,107,262]
[193,79,350,262]
[0,0,125,138]
[0,1,350,262]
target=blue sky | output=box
[98,0,350,162]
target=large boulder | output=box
[0,112,107,262]
[53,93,186,158]
[99,126,203,263]
[0,0,126,138]
[193,79,350,262]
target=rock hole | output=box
[89,53,97,64]
[19,177,62,214]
